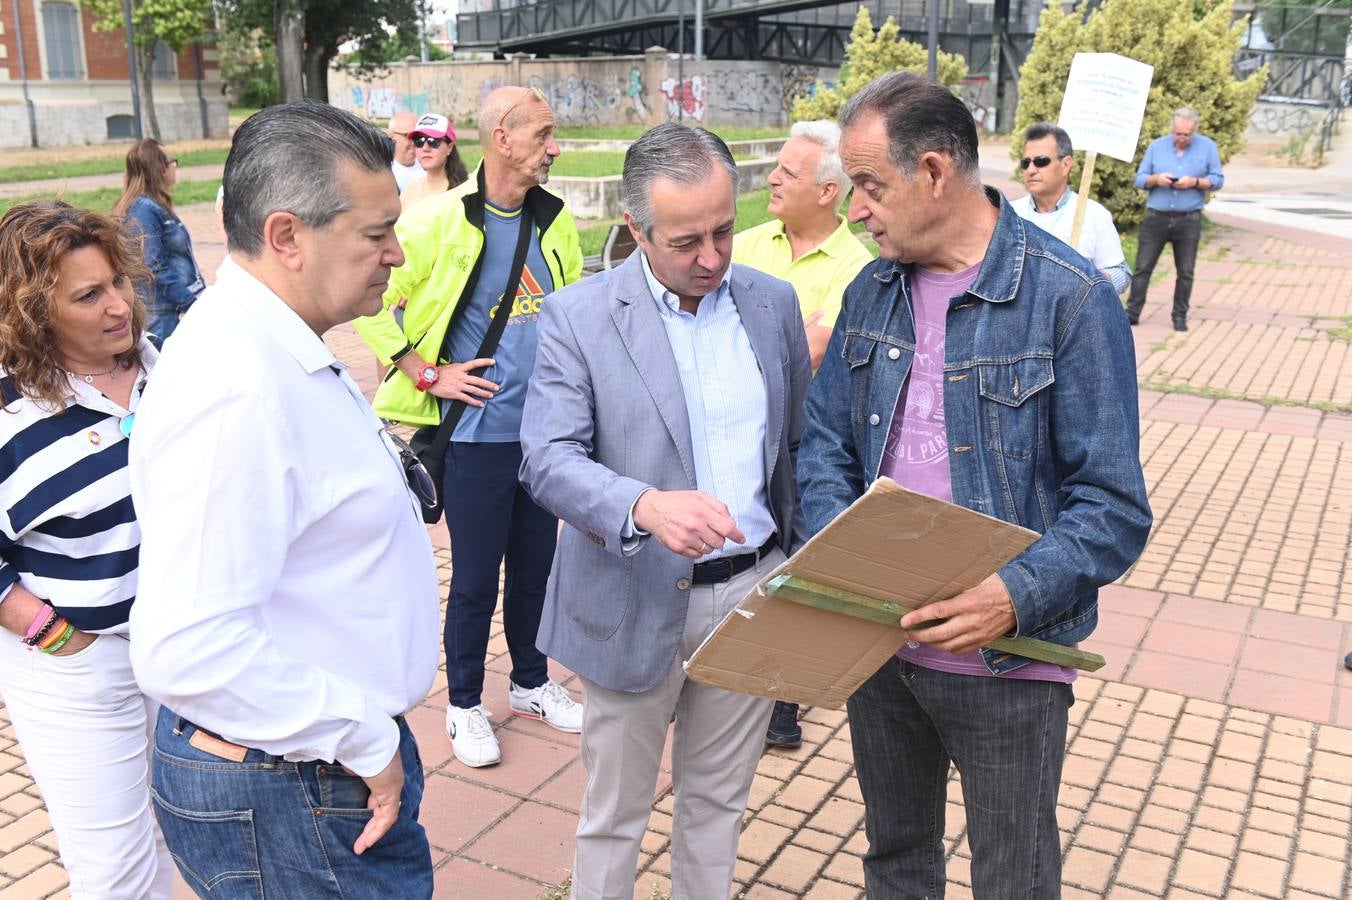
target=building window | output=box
[151,39,176,80]
[42,1,84,80]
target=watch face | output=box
[421,366,438,381]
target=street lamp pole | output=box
[122,0,144,138]
[927,0,939,79]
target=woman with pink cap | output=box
[400,113,469,211]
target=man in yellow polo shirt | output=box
[733,119,873,371]
[733,119,872,747]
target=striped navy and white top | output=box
[0,338,156,633]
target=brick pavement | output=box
[2,202,1352,899]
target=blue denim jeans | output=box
[847,657,1072,899]
[150,707,432,899]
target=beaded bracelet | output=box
[23,610,60,648]
[38,621,75,655]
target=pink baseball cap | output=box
[409,113,455,143]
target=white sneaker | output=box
[509,680,584,734]
[445,704,501,768]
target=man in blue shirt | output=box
[1127,107,1225,331]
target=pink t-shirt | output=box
[880,263,1074,683]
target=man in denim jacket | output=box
[799,73,1152,897]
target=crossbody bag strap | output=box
[428,209,534,460]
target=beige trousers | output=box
[570,549,783,900]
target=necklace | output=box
[67,363,121,384]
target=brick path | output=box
[2,196,1352,899]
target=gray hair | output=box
[1024,122,1074,159]
[622,123,740,237]
[839,72,980,183]
[1173,107,1199,125]
[223,102,392,257]
[788,119,848,191]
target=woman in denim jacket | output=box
[115,140,205,342]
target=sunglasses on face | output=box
[382,427,438,509]
[412,135,446,149]
[497,86,549,128]
[1019,155,1058,170]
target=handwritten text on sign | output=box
[1057,53,1154,163]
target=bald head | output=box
[477,85,560,202]
[387,112,417,166]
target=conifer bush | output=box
[792,7,968,122]
[1013,0,1266,230]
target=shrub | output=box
[792,7,968,122]
[1013,0,1266,231]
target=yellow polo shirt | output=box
[732,216,873,329]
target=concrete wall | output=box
[1246,98,1328,140]
[330,50,838,130]
[0,79,228,148]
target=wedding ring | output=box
[699,540,709,554]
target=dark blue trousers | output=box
[442,441,556,708]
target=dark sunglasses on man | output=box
[1019,155,1062,170]
[412,135,446,149]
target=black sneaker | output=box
[1344,650,1352,671]
[1173,318,1189,332]
[765,701,802,748]
[1127,313,1140,326]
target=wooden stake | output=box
[1068,150,1098,250]
[764,573,1106,672]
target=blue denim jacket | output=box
[798,189,1152,674]
[127,196,205,314]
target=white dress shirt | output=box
[634,253,774,559]
[128,257,441,777]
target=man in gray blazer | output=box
[520,123,811,899]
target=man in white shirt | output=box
[128,102,441,897]
[388,111,422,193]
[1012,122,1131,294]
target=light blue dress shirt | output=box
[622,254,774,560]
[1134,133,1225,213]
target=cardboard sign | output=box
[1057,52,1154,163]
[683,479,1041,708]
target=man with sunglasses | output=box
[355,85,584,769]
[1128,107,1225,331]
[1012,123,1130,295]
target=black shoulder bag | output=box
[409,211,533,524]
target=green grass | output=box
[575,189,878,261]
[555,125,786,142]
[0,179,222,218]
[0,148,230,186]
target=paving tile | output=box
[1124,650,1231,701]
[1228,670,1335,722]
[433,857,544,899]
[462,800,576,885]
[1239,635,1343,683]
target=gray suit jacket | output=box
[520,252,811,693]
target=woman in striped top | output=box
[0,201,172,897]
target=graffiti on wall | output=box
[527,73,624,126]
[1248,103,1317,135]
[627,67,648,123]
[779,65,821,113]
[660,76,708,123]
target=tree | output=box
[218,0,420,106]
[1013,0,1267,230]
[792,7,968,122]
[83,0,215,140]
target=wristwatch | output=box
[414,365,439,392]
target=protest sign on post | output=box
[1057,52,1154,246]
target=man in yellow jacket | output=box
[355,85,584,769]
